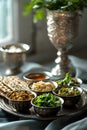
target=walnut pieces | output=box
[8,90,35,101]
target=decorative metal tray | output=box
[0,92,87,121]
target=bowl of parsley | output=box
[31,93,64,117]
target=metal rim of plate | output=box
[0,91,87,121]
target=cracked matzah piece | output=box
[0,76,29,95]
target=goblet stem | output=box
[51,48,75,76]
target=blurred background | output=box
[0,0,87,65]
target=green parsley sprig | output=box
[23,0,87,22]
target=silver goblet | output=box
[47,11,79,76]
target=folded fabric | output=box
[18,62,47,78]
[0,120,38,130]
[45,110,87,130]
[0,119,50,130]
[45,116,69,130]
[62,117,87,130]
[45,117,87,130]
[0,62,47,77]
[69,56,87,83]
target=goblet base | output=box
[51,63,75,77]
[5,68,22,76]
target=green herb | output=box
[58,87,80,96]
[56,73,80,87]
[23,0,87,22]
[33,93,61,107]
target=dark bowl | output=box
[31,93,64,117]
[28,80,58,95]
[6,90,36,113]
[52,86,83,107]
[23,71,52,85]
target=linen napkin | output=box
[62,117,87,130]
[69,55,87,83]
[0,120,50,130]
[45,112,87,130]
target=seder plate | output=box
[0,92,87,121]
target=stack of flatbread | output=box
[0,76,29,95]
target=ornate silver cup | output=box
[47,11,79,76]
[0,43,30,75]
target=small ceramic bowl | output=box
[6,90,36,113]
[23,71,52,84]
[28,80,58,95]
[31,93,64,117]
[52,86,83,107]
